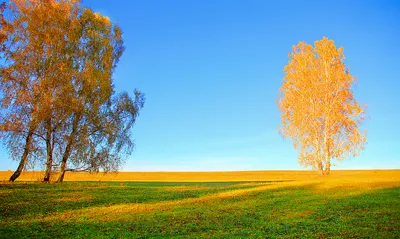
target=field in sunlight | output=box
[1,170,399,238]
[1,169,399,182]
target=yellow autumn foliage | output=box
[279,37,366,175]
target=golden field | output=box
[1,169,399,182]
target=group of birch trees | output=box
[0,0,144,182]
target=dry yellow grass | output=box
[0,169,399,182]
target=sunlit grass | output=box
[0,170,399,238]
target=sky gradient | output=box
[1,0,399,171]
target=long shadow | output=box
[0,181,278,223]
[1,185,398,238]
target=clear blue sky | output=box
[1,0,399,171]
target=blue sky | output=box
[1,0,399,171]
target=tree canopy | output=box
[278,37,366,175]
[0,0,144,182]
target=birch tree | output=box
[0,0,78,181]
[1,0,144,182]
[56,8,145,182]
[278,37,366,175]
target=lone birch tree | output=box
[278,37,366,175]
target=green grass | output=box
[0,181,399,238]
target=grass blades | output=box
[1,171,399,238]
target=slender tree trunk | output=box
[324,159,331,175]
[324,145,331,175]
[57,113,81,183]
[322,115,330,175]
[9,124,36,182]
[315,139,324,175]
[43,119,53,182]
[57,161,67,183]
[322,59,331,176]
[318,161,324,175]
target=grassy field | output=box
[0,170,399,238]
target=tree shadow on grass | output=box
[1,183,398,238]
[0,181,276,224]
